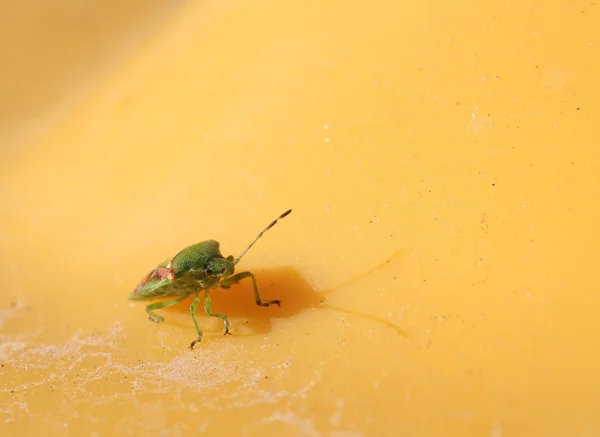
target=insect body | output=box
[129,209,292,349]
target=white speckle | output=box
[329,399,344,426]
[491,421,503,437]
[262,410,319,436]
[236,168,264,201]
[324,124,329,130]
[525,292,531,298]
[325,137,331,142]
[330,431,366,437]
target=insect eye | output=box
[205,267,213,275]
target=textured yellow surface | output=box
[1,1,599,436]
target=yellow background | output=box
[1,1,599,435]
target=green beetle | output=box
[129,209,292,349]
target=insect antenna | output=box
[233,209,292,265]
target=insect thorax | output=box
[170,239,224,276]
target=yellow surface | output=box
[1,1,599,435]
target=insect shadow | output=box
[161,265,321,336]
[163,263,408,339]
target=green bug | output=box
[129,209,292,349]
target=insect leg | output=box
[220,271,281,307]
[145,295,188,323]
[189,292,203,350]
[203,290,231,336]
